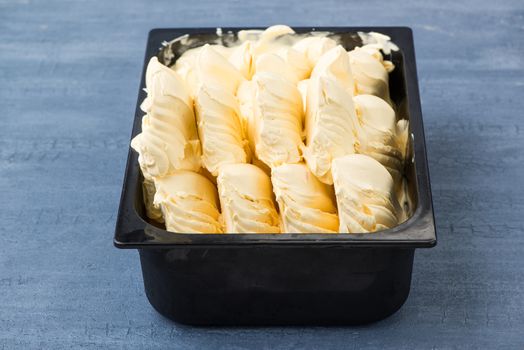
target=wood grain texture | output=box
[1,0,523,348]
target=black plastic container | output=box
[114,27,436,326]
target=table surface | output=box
[1,0,523,349]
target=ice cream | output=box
[154,171,223,233]
[302,46,358,185]
[133,26,411,234]
[236,80,256,142]
[131,57,201,220]
[229,41,255,80]
[172,46,201,98]
[354,94,406,182]
[277,47,311,81]
[230,25,308,82]
[131,57,201,177]
[272,163,339,233]
[196,44,245,93]
[331,154,401,233]
[297,79,309,112]
[217,163,280,233]
[237,53,305,162]
[348,45,394,104]
[255,53,300,83]
[248,55,304,168]
[293,36,337,71]
[194,45,250,176]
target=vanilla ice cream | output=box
[332,154,401,233]
[354,94,406,182]
[293,36,337,71]
[153,171,223,233]
[194,45,250,176]
[272,163,339,233]
[217,163,280,233]
[132,57,201,178]
[134,26,410,234]
[348,45,394,105]
[302,46,358,184]
[249,69,304,168]
[230,25,306,81]
[229,41,255,79]
[131,57,201,220]
[277,47,311,81]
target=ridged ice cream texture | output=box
[130,57,201,221]
[247,57,305,168]
[332,154,401,233]
[132,26,408,234]
[302,45,406,185]
[154,171,223,233]
[272,163,339,233]
[302,45,358,185]
[217,163,280,233]
[193,44,250,176]
[349,45,395,105]
[131,57,201,179]
[353,94,408,183]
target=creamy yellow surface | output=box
[302,45,358,185]
[217,163,280,233]
[131,25,409,234]
[131,57,201,179]
[130,57,201,221]
[332,154,401,233]
[354,94,407,183]
[272,163,339,233]
[349,46,394,105]
[154,171,223,233]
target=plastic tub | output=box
[114,27,436,325]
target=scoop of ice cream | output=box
[272,163,339,233]
[217,163,280,233]
[354,94,405,182]
[348,46,393,104]
[292,36,337,70]
[252,25,296,55]
[131,57,201,180]
[310,45,355,94]
[144,57,190,100]
[196,44,245,93]
[154,171,223,233]
[250,71,304,167]
[175,44,245,97]
[255,53,300,83]
[231,26,308,82]
[302,46,359,184]
[195,84,249,176]
[258,25,295,43]
[331,154,401,233]
[172,46,202,97]
[277,47,311,81]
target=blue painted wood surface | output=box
[1,0,523,348]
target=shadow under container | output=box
[114,27,436,326]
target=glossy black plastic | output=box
[114,27,436,325]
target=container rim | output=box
[114,26,436,249]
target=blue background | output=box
[1,0,523,348]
